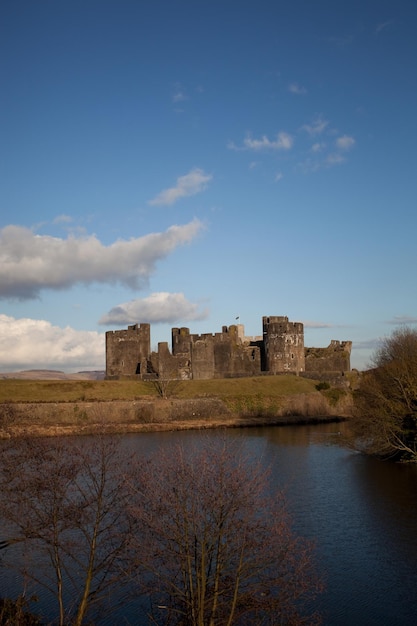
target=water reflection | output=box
[254,424,417,626]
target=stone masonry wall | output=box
[304,340,352,374]
[105,317,351,381]
[105,323,150,378]
[262,316,305,374]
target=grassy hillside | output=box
[0,375,319,403]
[0,376,353,437]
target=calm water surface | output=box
[2,422,417,625]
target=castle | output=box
[105,316,352,382]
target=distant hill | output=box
[0,370,105,381]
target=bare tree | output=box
[351,327,417,461]
[148,352,183,399]
[0,435,324,625]
[149,370,182,399]
[0,435,136,626]
[130,440,323,626]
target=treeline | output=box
[351,327,417,462]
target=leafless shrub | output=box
[283,393,331,417]
[0,402,18,431]
[133,402,156,423]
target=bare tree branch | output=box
[0,435,137,625]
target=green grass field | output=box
[0,375,319,403]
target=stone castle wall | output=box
[106,323,150,378]
[304,340,352,374]
[170,325,262,380]
[105,316,351,381]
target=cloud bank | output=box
[387,315,417,325]
[0,314,104,372]
[0,220,203,299]
[99,292,209,325]
[148,168,212,206]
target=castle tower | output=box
[171,327,193,379]
[172,327,192,357]
[105,323,151,378]
[262,316,305,374]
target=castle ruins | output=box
[105,316,352,382]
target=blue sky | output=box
[1,0,416,372]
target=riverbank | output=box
[0,393,351,438]
[0,375,356,438]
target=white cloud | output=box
[274,171,283,182]
[299,130,355,171]
[296,158,321,174]
[311,142,326,153]
[301,116,329,136]
[354,337,382,351]
[172,82,187,103]
[336,135,355,150]
[229,132,293,152]
[288,82,307,95]
[53,214,73,224]
[0,314,104,372]
[0,220,203,299]
[376,21,392,35]
[303,320,335,329]
[297,152,345,173]
[325,153,346,166]
[99,292,209,325]
[148,168,212,206]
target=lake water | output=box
[1,422,417,625]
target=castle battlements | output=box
[105,315,351,381]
